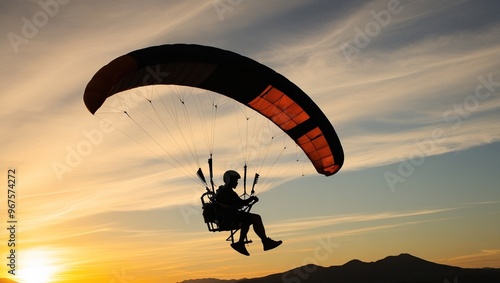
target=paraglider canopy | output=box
[84,44,343,176]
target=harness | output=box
[198,157,259,244]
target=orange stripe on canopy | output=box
[249,85,310,131]
[296,127,338,176]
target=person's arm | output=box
[230,191,259,207]
[228,190,246,208]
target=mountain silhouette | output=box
[180,253,500,283]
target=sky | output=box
[1,0,500,282]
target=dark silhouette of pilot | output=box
[216,170,282,256]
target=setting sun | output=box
[17,249,61,283]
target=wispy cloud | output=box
[269,207,457,236]
[438,249,500,268]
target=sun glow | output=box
[17,249,61,283]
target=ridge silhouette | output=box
[179,253,500,283]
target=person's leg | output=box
[232,214,252,256]
[236,212,252,243]
[238,223,250,243]
[249,213,267,240]
[232,212,282,254]
[236,213,268,242]
[249,213,282,251]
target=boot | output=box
[263,237,282,251]
[231,241,250,256]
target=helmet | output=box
[223,170,241,184]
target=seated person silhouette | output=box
[216,170,282,256]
